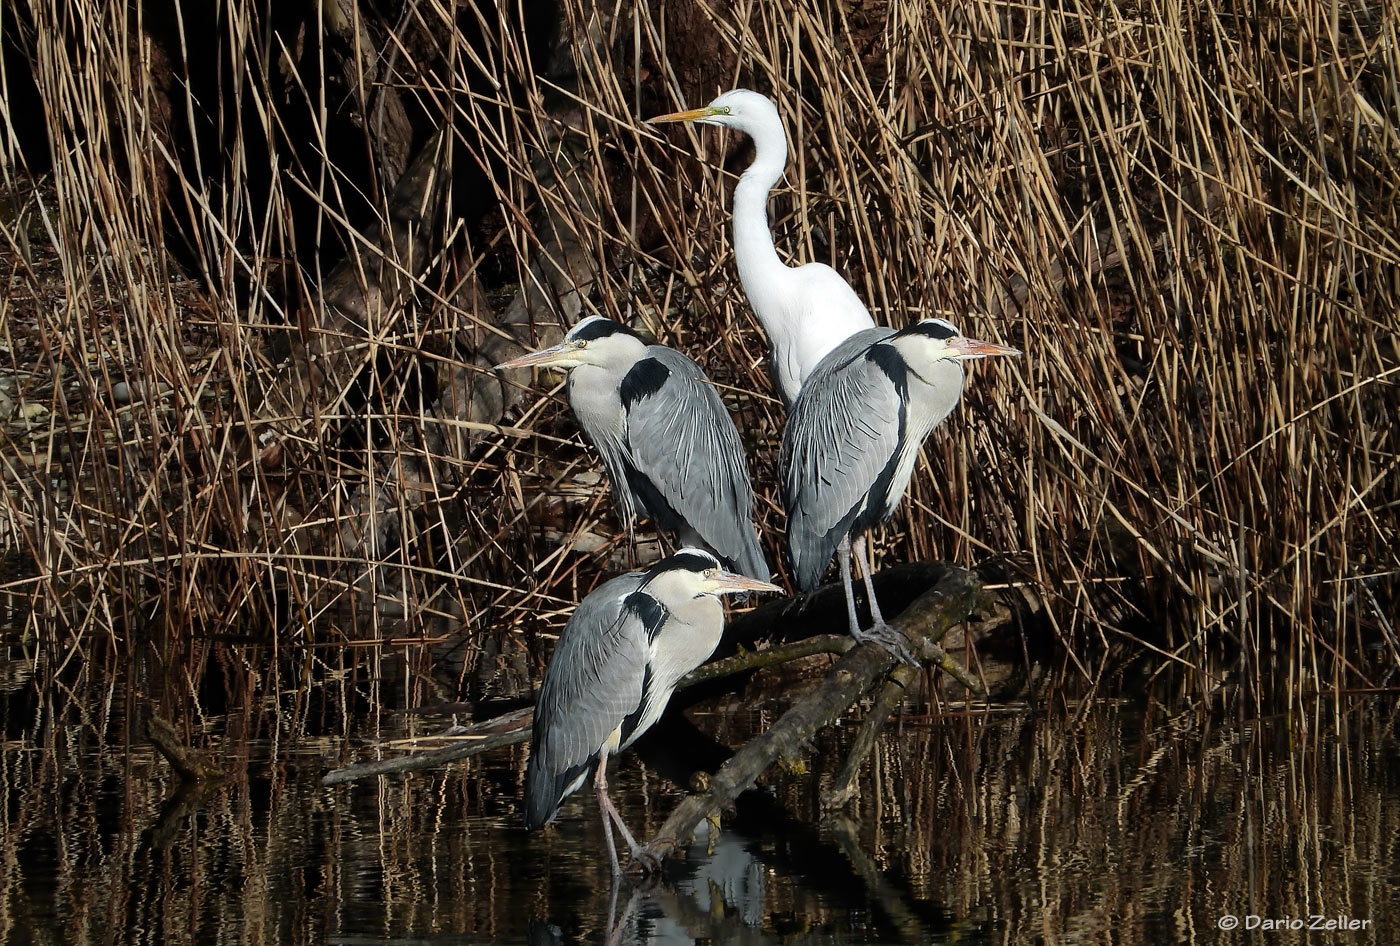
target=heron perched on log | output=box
[649,89,876,407]
[497,316,770,580]
[523,548,781,874]
[781,318,1019,661]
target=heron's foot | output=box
[853,622,920,667]
[625,839,670,878]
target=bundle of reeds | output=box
[0,0,1394,702]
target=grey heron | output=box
[649,90,877,407]
[523,548,781,874]
[782,318,1019,660]
[497,316,770,580]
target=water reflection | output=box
[1,658,1398,945]
[605,824,766,945]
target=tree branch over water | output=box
[322,562,992,868]
[639,566,984,865]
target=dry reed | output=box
[0,0,1395,704]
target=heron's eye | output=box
[705,567,718,579]
[714,106,732,116]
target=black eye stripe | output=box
[642,550,720,582]
[900,319,958,341]
[568,317,644,344]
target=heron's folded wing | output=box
[525,574,654,827]
[621,349,769,578]
[781,338,904,590]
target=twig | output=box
[913,637,982,691]
[146,716,226,783]
[681,633,853,686]
[322,707,532,785]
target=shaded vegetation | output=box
[0,0,1396,713]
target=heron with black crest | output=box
[497,315,770,580]
[523,548,780,874]
[782,318,1019,661]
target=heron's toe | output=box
[625,849,663,878]
[853,622,920,667]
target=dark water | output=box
[2,651,1398,945]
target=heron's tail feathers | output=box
[789,546,828,594]
[524,750,590,831]
[726,533,772,585]
[787,522,843,594]
[523,762,560,831]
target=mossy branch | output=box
[147,716,226,783]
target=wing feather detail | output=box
[620,349,769,579]
[524,574,654,829]
[781,329,905,591]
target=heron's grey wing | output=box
[524,573,655,829]
[619,348,770,580]
[781,332,905,592]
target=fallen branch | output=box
[640,567,983,865]
[820,672,912,809]
[322,564,990,787]
[322,707,532,785]
[683,633,853,686]
[147,716,226,783]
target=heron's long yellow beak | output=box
[647,106,714,124]
[494,342,576,370]
[948,337,1021,360]
[708,571,783,595]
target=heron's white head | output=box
[640,548,782,601]
[494,316,649,372]
[893,318,1021,363]
[648,88,782,139]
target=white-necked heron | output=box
[649,90,877,408]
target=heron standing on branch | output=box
[782,319,1019,661]
[497,316,770,580]
[649,89,877,407]
[523,549,781,874]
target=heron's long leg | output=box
[594,756,648,873]
[595,757,623,876]
[852,534,886,626]
[837,534,862,637]
[605,886,643,946]
[848,534,918,666]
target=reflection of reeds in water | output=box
[806,700,1400,943]
[0,0,1396,701]
[2,672,1395,944]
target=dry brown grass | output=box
[0,0,1395,702]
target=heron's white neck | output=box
[731,118,792,317]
